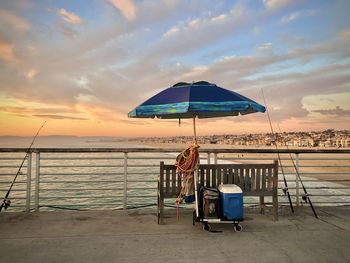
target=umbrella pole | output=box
[193,116,197,145]
[192,116,199,218]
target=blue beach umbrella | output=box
[128,81,265,142]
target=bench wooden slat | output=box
[234,168,238,185]
[262,168,266,192]
[171,168,176,195]
[165,169,170,196]
[206,167,210,187]
[267,167,272,191]
[200,168,204,186]
[251,168,256,191]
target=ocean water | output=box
[1,137,349,212]
[0,136,177,211]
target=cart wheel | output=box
[192,211,196,226]
[203,223,211,231]
[233,224,242,232]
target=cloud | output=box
[0,105,79,115]
[149,3,248,61]
[0,0,349,135]
[26,69,38,80]
[0,8,30,32]
[32,114,88,120]
[109,0,136,20]
[281,11,301,23]
[281,10,316,24]
[339,28,350,44]
[58,8,82,24]
[163,26,179,38]
[59,22,79,38]
[0,40,18,63]
[262,0,292,11]
[313,106,350,117]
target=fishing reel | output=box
[302,194,309,203]
[3,199,11,210]
[282,187,288,195]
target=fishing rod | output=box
[0,121,47,212]
[261,89,294,213]
[277,124,318,218]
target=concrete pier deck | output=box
[0,206,349,263]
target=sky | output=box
[0,0,349,137]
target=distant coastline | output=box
[0,129,349,148]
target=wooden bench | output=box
[157,160,279,224]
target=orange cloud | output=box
[110,0,136,20]
[0,40,17,63]
[58,8,82,24]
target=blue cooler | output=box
[218,184,244,221]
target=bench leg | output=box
[272,192,278,221]
[259,196,265,215]
[157,193,160,224]
[158,195,165,225]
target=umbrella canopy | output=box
[128,81,266,119]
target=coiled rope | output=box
[175,143,200,219]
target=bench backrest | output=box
[159,161,278,198]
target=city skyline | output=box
[0,1,349,136]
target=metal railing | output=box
[0,148,349,212]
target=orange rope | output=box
[175,144,200,207]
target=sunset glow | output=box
[0,0,349,137]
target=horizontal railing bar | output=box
[0,189,25,192]
[127,164,160,167]
[41,157,124,160]
[39,204,124,207]
[129,157,176,160]
[127,195,156,198]
[277,179,350,182]
[287,194,350,197]
[40,180,125,183]
[0,181,26,184]
[39,196,124,199]
[298,165,350,168]
[296,158,350,161]
[40,173,124,176]
[39,188,124,191]
[299,172,350,175]
[0,158,25,160]
[0,197,26,200]
[219,158,290,161]
[127,172,157,175]
[0,166,27,168]
[40,165,124,168]
[283,187,350,189]
[277,165,350,168]
[0,174,26,177]
[127,180,157,183]
[1,147,349,154]
[127,187,156,190]
[39,194,156,199]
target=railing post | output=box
[123,152,128,210]
[207,153,211,164]
[35,152,40,211]
[26,152,32,212]
[214,153,218,165]
[295,153,300,207]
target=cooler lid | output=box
[218,184,242,194]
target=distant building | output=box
[336,137,350,148]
